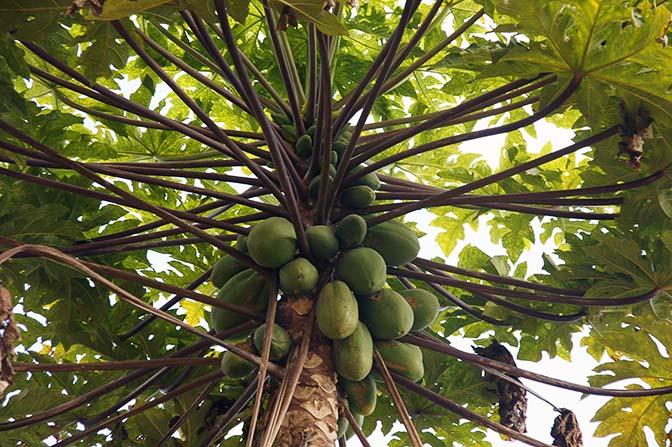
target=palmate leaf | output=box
[490,0,672,135]
[1,1,672,446]
[582,308,672,447]
[269,0,348,35]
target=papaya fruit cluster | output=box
[208,115,442,438]
[310,213,440,432]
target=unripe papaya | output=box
[334,214,367,249]
[348,165,381,190]
[337,412,364,439]
[375,340,424,382]
[359,289,414,340]
[295,134,313,158]
[332,140,348,159]
[363,220,419,266]
[340,186,375,209]
[280,124,297,143]
[253,323,292,361]
[399,288,440,331]
[335,247,387,295]
[271,112,292,126]
[279,257,318,294]
[316,281,359,340]
[210,255,247,288]
[306,225,339,260]
[306,124,316,140]
[309,175,333,198]
[220,343,256,379]
[211,269,271,333]
[247,216,296,268]
[340,374,377,416]
[334,322,373,381]
[236,234,248,253]
[330,150,338,166]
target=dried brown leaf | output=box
[551,409,583,447]
[0,285,19,396]
[474,340,527,433]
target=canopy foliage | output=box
[0,0,671,446]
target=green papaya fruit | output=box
[334,322,373,381]
[335,247,387,295]
[306,124,316,140]
[359,288,414,340]
[334,214,367,249]
[340,374,377,416]
[295,134,313,158]
[332,140,348,159]
[347,165,381,190]
[236,234,248,253]
[253,323,292,361]
[340,186,375,209]
[345,413,364,440]
[306,225,339,260]
[374,340,424,382]
[316,281,359,340]
[271,112,292,126]
[280,124,297,143]
[210,255,247,288]
[220,343,256,379]
[328,164,337,177]
[337,412,364,439]
[399,288,439,331]
[211,269,271,333]
[330,150,338,166]
[309,175,333,198]
[363,220,419,266]
[247,216,297,268]
[279,257,319,294]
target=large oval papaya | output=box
[306,225,339,260]
[363,219,419,266]
[374,340,424,382]
[334,322,373,381]
[334,214,367,249]
[316,281,359,340]
[279,257,318,295]
[211,269,271,333]
[247,216,297,268]
[220,342,256,379]
[399,288,439,331]
[210,255,247,288]
[359,289,414,340]
[335,247,386,295]
[340,186,375,209]
[253,323,292,361]
[340,374,377,416]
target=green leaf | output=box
[271,0,348,35]
[224,0,251,23]
[657,174,672,219]
[92,0,174,20]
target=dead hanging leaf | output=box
[618,104,654,169]
[474,340,527,433]
[551,409,583,447]
[0,284,20,396]
[66,0,105,16]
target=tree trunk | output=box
[275,295,339,446]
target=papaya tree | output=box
[1,0,672,446]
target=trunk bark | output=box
[275,295,339,446]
